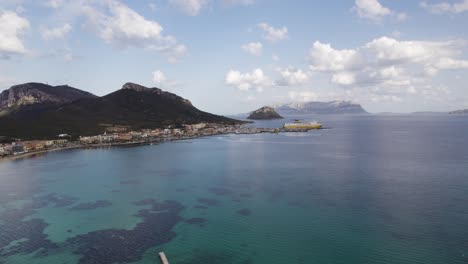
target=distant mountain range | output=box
[0,82,241,140]
[275,101,368,115]
[449,109,468,115]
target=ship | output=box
[283,120,323,130]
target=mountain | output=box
[275,101,368,115]
[449,109,468,115]
[0,82,97,114]
[247,106,283,120]
[0,82,242,139]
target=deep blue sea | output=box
[1,114,468,264]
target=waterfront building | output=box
[11,142,26,155]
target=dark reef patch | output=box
[67,199,185,264]
[197,198,220,206]
[240,193,252,198]
[237,208,252,216]
[193,205,208,209]
[0,207,57,257]
[185,217,207,226]
[0,192,80,257]
[71,200,112,211]
[209,187,232,196]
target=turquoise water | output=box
[1,115,468,264]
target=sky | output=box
[0,0,468,114]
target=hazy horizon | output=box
[1,0,468,115]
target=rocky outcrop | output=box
[275,101,368,115]
[248,106,283,120]
[0,82,96,112]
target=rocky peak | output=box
[248,106,283,120]
[121,82,192,106]
[0,82,96,112]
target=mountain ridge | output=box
[0,82,242,139]
[0,82,97,114]
[275,100,368,115]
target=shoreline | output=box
[0,130,282,162]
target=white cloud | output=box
[353,0,407,21]
[152,70,178,88]
[41,23,72,40]
[421,0,468,14]
[275,67,309,86]
[331,72,356,85]
[82,0,186,62]
[308,36,468,98]
[288,91,318,102]
[354,0,391,19]
[257,23,288,42]
[225,68,271,91]
[309,41,360,71]
[272,54,280,61]
[0,10,29,58]
[169,0,209,16]
[241,42,262,56]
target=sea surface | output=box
[1,114,468,264]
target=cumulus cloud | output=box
[152,70,178,88]
[420,0,468,14]
[225,68,271,91]
[288,91,318,102]
[353,0,407,21]
[275,67,309,86]
[82,0,186,62]
[241,42,262,56]
[41,23,72,40]
[257,23,288,42]
[0,10,29,59]
[308,36,468,94]
[169,0,209,16]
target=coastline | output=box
[0,130,278,162]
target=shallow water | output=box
[1,114,468,264]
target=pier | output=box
[158,252,170,264]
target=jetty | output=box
[158,252,170,264]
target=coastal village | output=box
[0,123,282,159]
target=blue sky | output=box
[1,0,468,114]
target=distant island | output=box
[248,106,283,120]
[275,101,368,115]
[0,82,242,140]
[449,109,468,115]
